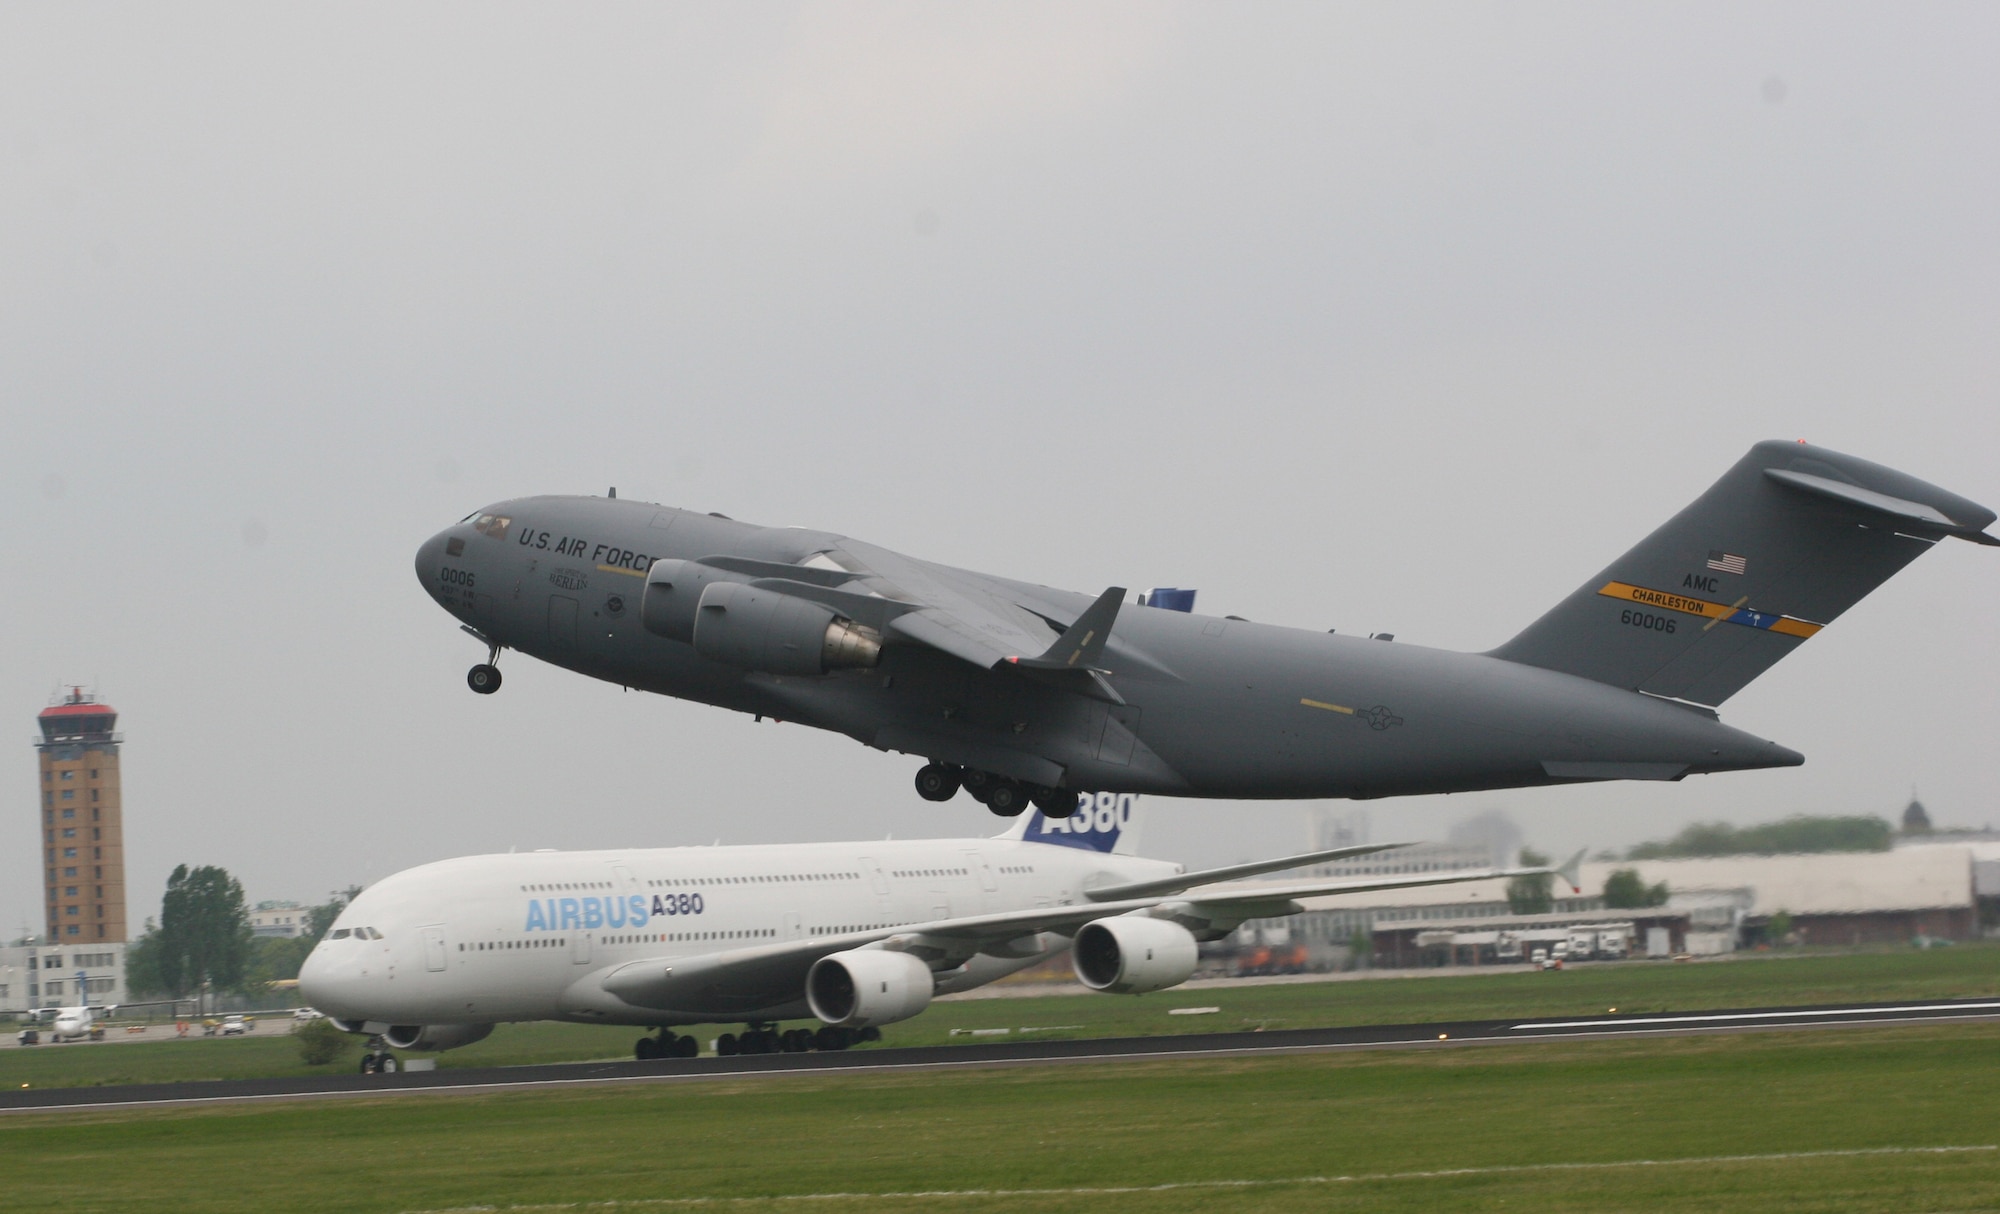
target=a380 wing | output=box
[592,854,1579,1013]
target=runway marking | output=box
[398,1144,1997,1212]
[1515,1001,2000,1031]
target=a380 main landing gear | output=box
[916,762,1076,819]
[634,1029,699,1060]
[712,1022,878,1056]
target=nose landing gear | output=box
[464,627,504,695]
[359,1037,399,1074]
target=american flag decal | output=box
[1707,550,1748,575]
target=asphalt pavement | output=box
[5,996,1998,1114]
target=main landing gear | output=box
[713,1022,878,1056]
[915,762,1078,819]
[634,1029,699,1060]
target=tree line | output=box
[123,864,358,999]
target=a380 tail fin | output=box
[996,793,1143,855]
[1490,441,1995,707]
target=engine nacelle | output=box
[381,1023,496,1052]
[691,581,881,676]
[640,559,740,643]
[1072,916,1199,994]
[805,949,934,1028]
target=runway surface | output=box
[6,996,1997,1113]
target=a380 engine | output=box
[380,1023,495,1052]
[1071,917,1200,994]
[641,560,880,676]
[804,949,934,1028]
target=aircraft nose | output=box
[297,944,368,1019]
[415,531,447,591]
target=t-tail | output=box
[998,792,1142,855]
[1492,441,1995,707]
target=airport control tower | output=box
[34,689,127,943]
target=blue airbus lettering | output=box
[523,893,657,932]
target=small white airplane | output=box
[26,985,116,1043]
[299,796,1578,1073]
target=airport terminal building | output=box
[1229,845,1990,968]
[0,943,128,1014]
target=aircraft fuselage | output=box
[416,496,1799,800]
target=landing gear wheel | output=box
[960,769,995,804]
[985,780,1028,817]
[673,1034,698,1059]
[359,1054,378,1075]
[468,664,502,694]
[1031,787,1077,815]
[814,1025,852,1052]
[635,1035,662,1060]
[914,763,961,802]
[716,1033,739,1057]
[378,1054,397,1073]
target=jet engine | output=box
[805,949,934,1028]
[1072,917,1199,994]
[381,1023,496,1052]
[690,581,880,676]
[640,559,740,643]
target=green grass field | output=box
[3,1022,1997,1213]
[5,942,1997,1090]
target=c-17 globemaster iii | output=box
[415,441,1994,816]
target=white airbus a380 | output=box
[299,797,1575,1073]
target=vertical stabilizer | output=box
[1491,441,1995,705]
[1007,793,1143,855]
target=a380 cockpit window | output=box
[472,514,512,539]
[326,927,382,941]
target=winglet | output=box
[1556,848,1586,894]
[1010,586,1126,672]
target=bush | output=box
[295,1017,356,1066]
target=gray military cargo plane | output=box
[416,441,1994,816]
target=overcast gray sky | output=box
[4,4,1996,936]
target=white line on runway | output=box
[1515,1001,2000,1031]
[397,1144,1999,1212]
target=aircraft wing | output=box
[829,539,1122,673]
[591,852,1578,1014]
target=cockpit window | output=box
[472,514,512,539]
[328,929,350,940]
